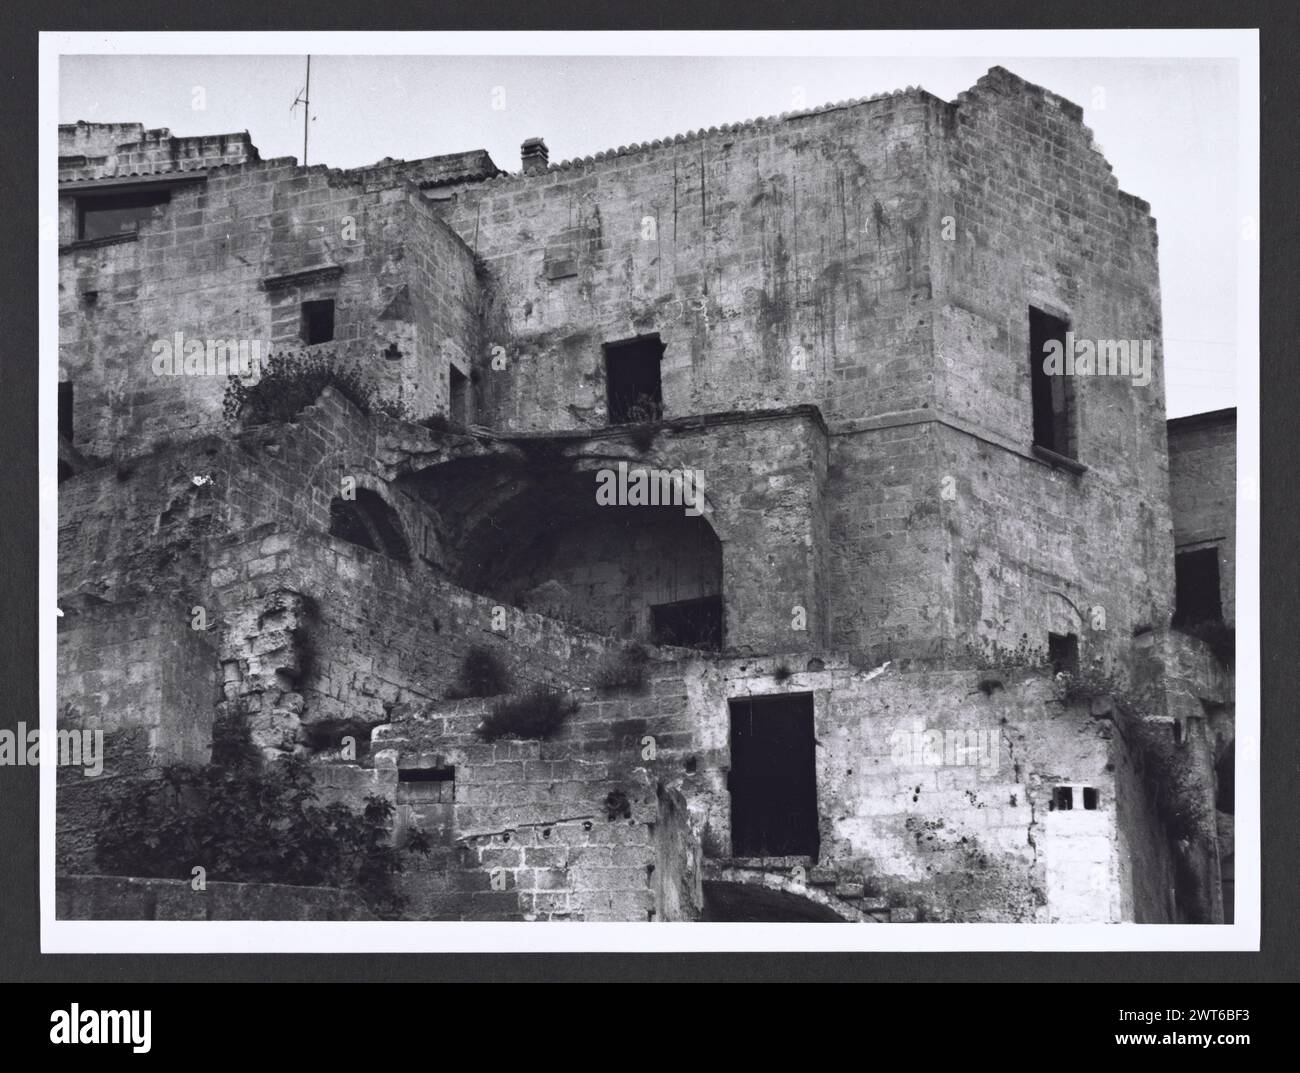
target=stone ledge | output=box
[261,263,344,292]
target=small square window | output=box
[301,299,335,345]
[397,765,455,803]
[1082,787,1099,810]
[1052,786,1074,811]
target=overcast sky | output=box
[61,54,1239,418]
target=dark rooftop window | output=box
[77,189,170,241]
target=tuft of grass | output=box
[478,686,577,742]
[593,643,650,692]
[445,645,511,700]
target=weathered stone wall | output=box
[429,69,1171,666]
[1167,408,1236,625]
[59,388,833,742]
[392,189,484,420]
[930,67,1172,660]
[682,657,1123,923]
[1112,707,1179,923]
[446,89,938,433]
[364,691,669,921]
[352,654,1145,923]
[58,123,258,183]
[55,594,218,872]
[59,161,481,458]
[826,419,951,659]
[208,525,640,748]
[936,423,1169,660]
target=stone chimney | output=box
[521,137,549,176]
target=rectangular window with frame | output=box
[76,189,171,241]
[604,334,664,424]
[1029,306,1075,458]
[300,299,336,345]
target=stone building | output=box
[56,66,1235,923]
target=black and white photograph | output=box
[37,30,1258,954]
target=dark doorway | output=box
[728,693,819,858]
[651,594,723,650]
[449,365,470,425]
[1029,306,1072,456]
[1048,631,1079,674]
[1174,547,1223,627]
[604,334,664,424]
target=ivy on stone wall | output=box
[95,707,430,917]
[223,349,410,427]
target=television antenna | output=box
[291,56,312,165]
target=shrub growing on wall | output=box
[593,643,650,692]
[477,686,577,742]
[95,708,430,917]
[445,644,511,699]
[223,349,410,426]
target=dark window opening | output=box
[1173,547,1223,627]
[1053,786,1074,811]
[76,189,170,241]
[396,766,454,834]
[329,488,410,562]
[605,334,664,424]
[58,382,73,441]
[1082,787,1099,810]
[397,765,455,802]
[728,693,819,858]
[1029,306,1073,456]
[651,594,723,650]
[1048,632,1079,674]
[398,766,455,782]
[449,365,469,425]
[301,299,336,345]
